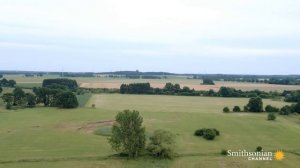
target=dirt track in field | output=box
[80,82,300,91]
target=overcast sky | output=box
[0,0,300,74]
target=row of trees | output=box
[109,110,175,158]
[201,78,215,85]
[120,83,282,99]
[42,78,78,91]
[0,78,16,87]
[223,97,300,115]
[191,74,300,85]
[2,88,36,109]
[33,87,79,108]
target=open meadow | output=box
[0,94,300,168]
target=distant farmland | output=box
[80,81,300,92]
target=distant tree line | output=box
[223,97,300,115]
[62,73,94,77]
[191,75,300,85]
[120,83,152,94]
[120,83,282,99]
[1,78,79,109]
[43,78,78,91]
[0,78,16,87]
[125,75,164,79]
[201,78,215,85]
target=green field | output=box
[0,94,299,168]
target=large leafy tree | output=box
[56,91,78,108]
[246,97,263,112]
[109,110,146,158]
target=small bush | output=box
[92,104,96,108]
[147,129,175,159]
[212,128,220,136]
[195,128,220,140]
[267,113,276,121]
[221,149,228,155]
[265,105,279,112]
[6,104,12,110]
[233,106,241,112]
[280,105,291,115]
[223,107,230,113]
[194,128,206,136]
[243,106,249,112]
[203,129,216,140]
[256,146,263,152]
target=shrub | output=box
[203,129,216,140]
[221,149,228,155]
[212,128,220,136]
[233,106,241,112]
[195,128,220,140]
[194,128,206,136]
[243,106,249,112]
[147,129,175,159]
[265,105,279,112]
[256,146,263,152]
[223,107,230,113]
[280,105,291,115]
[267,113,276,121]
[92,104,96,108]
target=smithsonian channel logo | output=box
[227,149,285,161]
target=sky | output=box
[0,0,300,74]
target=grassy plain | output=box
[0,94,299,168]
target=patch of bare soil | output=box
[77,120,115,133]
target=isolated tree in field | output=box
[233,106,241,112]
[223,107,230,113]
[109,110,146,158]
[147,129,175,159]
[1,93,14,109]
[246,97,263,112]
[56,91,78,108]
[13,87,26,106]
